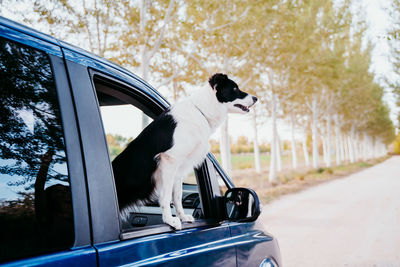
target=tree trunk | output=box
[372,138,377,159]
[326,114,332,167]
[290,113,298,169]
[269,93,278,183]
[140,0,150,129]
[368,135,374,159]
[382,142,386,156]
[220,119,232,176]
[362,132,368,161]
[311,95,319,169]
[343,133,349,162]
[140,47,150,128]
[347,135,354,163]
[346,135,350,162]
[302,130,310,167]
[349,125,356,163]
[340,133,345,163]
[252,109,261,174]
[35,150,54,224]
[334,114,341,166]
[277,133,282,172]
[322,134,328,166]
[355,133,361,161]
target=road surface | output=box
[260,156,400,267]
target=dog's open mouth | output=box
[234,104,250,112]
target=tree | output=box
[2,0,179,129]
[387,0,400,129]
[106,134,129,160]
[182,0,253,175]
[10,0,118,57]
[110,0,177,128]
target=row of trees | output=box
[210,136,271,155]
[387,0,400,126]
[2,0,395,182]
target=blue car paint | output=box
[230,222,282,266]
[62,46,170,110]
[0,16,281,267]
[0,247,97,267]
[96,225,237,266]
[0,17,59,45]
[0,24,62,57]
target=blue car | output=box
[0,16,281,267]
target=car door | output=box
[95,160,236,267]
[62,46,238,266]
[0,18,96,266]
[208,156,281,267]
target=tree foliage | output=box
[387,0,400,128]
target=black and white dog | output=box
[112,73,257,230]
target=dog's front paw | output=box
[164,216,182,230]
[180,214,195,223]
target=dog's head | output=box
[209,73,257,114]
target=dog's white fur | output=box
[154,85,256,229]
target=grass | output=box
[214,153,292,170]
[220,153,390,205]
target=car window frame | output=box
[208,153,235,189]
[50,54,91,248]
[87,70,225,240]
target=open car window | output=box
[92,75,204,231]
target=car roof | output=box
[0,16,169,107]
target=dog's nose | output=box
[252,96,258,103]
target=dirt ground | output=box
[259,156,400,267]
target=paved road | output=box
[260,156,400,267]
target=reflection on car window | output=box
[0,38,73,263]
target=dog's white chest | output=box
[166,102,213,168]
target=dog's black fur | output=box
[209,73,248,102]
[112,113,177,210]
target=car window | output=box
[183,171,197,185]
[0,38,73,263]
[93,77,203,231]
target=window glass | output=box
[0,38,73,262]
[95,80,203,231]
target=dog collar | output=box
[192,103,212,128]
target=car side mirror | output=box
[224,188,261,222]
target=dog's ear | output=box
[209,73,228,90]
